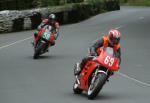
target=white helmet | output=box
[108,29,121,46]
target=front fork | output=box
[91,66,109,84]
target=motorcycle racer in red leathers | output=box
[33,14,60,47]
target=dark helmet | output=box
[108,29,121,46]
[48,14,56,23]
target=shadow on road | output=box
[67,91,132,101]
[27,54,67,60]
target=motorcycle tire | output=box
[33,42,45,59]
[87,72,107,99]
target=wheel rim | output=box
[88,75,99,95]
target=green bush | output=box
[68,3,92,22]
[66,0,120,23]
[34,0,60,7]
[67,0,84,3]
[87,0,120,11]
[0,0,35,10]
[0,0,61,10]
[120,0,150,6]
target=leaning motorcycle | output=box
[73,47,120,99]
[33,25,55,59]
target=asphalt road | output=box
[0,6,150,103]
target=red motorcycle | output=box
[73,47,120,99]
[33,25,55,59]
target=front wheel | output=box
[33,42,46,59]
[87,72,107,99]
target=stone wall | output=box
[0,1,120,33]
[0,5,73,33]
[0,10,38,33]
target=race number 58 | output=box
[43,33,50,40]
[104,56,114,67]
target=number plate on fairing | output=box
[96,50,119,71]
[42,32,51,40]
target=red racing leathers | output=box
[34,19,60,46]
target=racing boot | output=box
[31,32,38,47]
[74,63,81,76]
[74,57,93,76]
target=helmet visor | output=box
[110,38,120,45]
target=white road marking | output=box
[115,25,123,30]
[117,72,150,87]
[0,36,32,50]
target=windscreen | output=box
[104,47,114,56]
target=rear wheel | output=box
[87,72,107,99]
[73,80,82,94]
